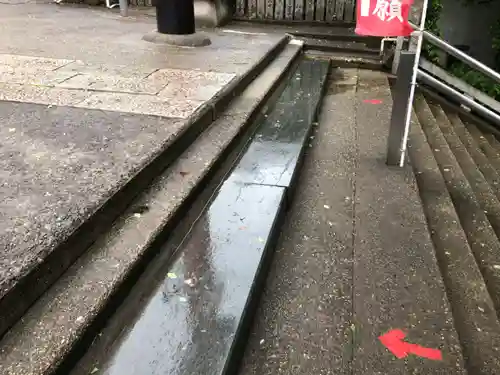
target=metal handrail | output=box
[423,31,500,84]
[418,69,500,125]
[407,22,500,84]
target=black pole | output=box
[156,0,195,35]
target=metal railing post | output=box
[392,36,405,75]
[387,51,417,166]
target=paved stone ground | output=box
[0,1,284,304]
[238,69,467,375]
[0,3,282,117]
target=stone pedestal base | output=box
[142,31,211,47]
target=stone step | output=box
[410,92,500,374]
[0,34,293,340]
[304,50,384,70]
[443,109,500,201]
[463,119,500,173]
[65,57,330,375]
[289,30,381,48]
[299,37,380,56]
[0,41,303,375]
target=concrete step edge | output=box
[304,50,383,70]
[408,102,500,375]
[484,133,500,153]
[462,119,500,173]
[440,106,500,202]
[0,41,303,375]
[289,30,381,47]
[298,37,380,55]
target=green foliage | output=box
[422,0,500,100]
[422,0,443,64]
[449,62,500,100]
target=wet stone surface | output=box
[70,182,286,375]
[68,57,330,375]
[0,101,185,301]
[227,58,330,188]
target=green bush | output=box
[423,0,500,100]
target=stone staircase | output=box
[409,89,500,374]
[3,26,500,375]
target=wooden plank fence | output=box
[235,0,357,22]
[127,0,357,23]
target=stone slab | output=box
[0,101,187,309]
[0,61,236,118]
[0,5,283,74]
[238,68,359,375]
[0,54,73,70]
[0,82,92,106]
[227,58,330,188]
[352,70,465,374]
[0,66,77,86]
[75,92,206,119]
[68,182,286,375]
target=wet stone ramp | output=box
[67,57,330,375]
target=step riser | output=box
[231,16,355,28]
[290,32,381,48]
[466,122,500,172]
[304,51,384,70]
[445,111,500,201]
[0,35,291,340]
[304,43,380,56]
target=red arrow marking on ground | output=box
[379,329,443,361]
[363,99,383,104]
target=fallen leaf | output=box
[179,171,190,177]
[167,272,177,279]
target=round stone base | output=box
[142,31,211,47]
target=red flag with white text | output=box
[355,0,414,37]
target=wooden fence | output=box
[234,0,356,22]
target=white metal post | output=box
[397,0,429,167]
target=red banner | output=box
[355,0,414,37]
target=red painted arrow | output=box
[363,99,383,104]
[379,329,443,361]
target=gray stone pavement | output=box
[0,1,284,307]
[238,69,466,375]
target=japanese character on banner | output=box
[356,0,414,37]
